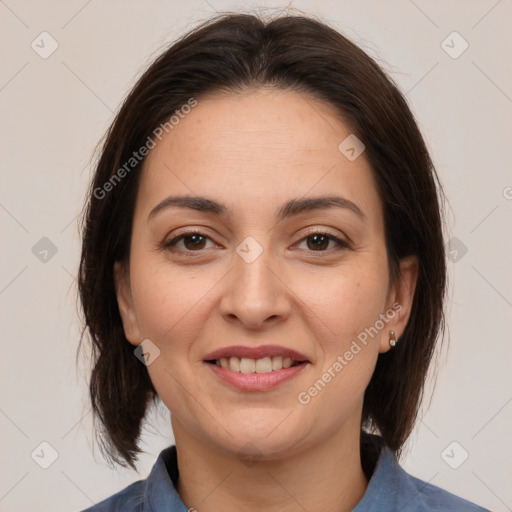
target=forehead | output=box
[136,88,382,224]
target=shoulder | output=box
[402,471,491,511]
[79,479,146,512]
[356,436,491,511]
[78,445,184,512]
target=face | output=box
[115,88,417,460]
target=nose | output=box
[219,243,291,330]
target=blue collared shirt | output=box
[80,441,491,511]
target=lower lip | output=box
[204,361,309,391]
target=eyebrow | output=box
[148,194,366,222]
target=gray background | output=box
[1,1,511,511]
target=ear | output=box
[379,255,418,354]
[113,261,142,346]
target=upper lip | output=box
[203,344,309,362]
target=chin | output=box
[211,416,311,460]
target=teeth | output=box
[216,356,301,374]
[272,356,283,370]
[229,356,240,372]
[255,357,272,373]
[240,357,256,374]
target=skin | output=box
[115,87,418,512]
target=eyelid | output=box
[293,227,351,251]
[161,229,218,250]
[161,226,351,254]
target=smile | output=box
[207,356,303,374]
[204,358,309,392]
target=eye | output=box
[295,231,350,252]
[162,231,216,253]
[161,230,350,256]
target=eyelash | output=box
[161,229,350,256]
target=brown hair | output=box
[78,12,446,470]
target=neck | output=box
[172,416,369,512]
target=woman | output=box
[78,12,490,511]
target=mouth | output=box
[204,356,310,392]
[202,345,311,390]
[204,356,308,374]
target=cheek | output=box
[293,259,389,346]
[128,264,213,413]
[293,265,387,419]
[129,259,216,341]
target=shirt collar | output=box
[141,438,417,511]
[143,444,188,511]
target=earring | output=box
[389,331,398,347]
